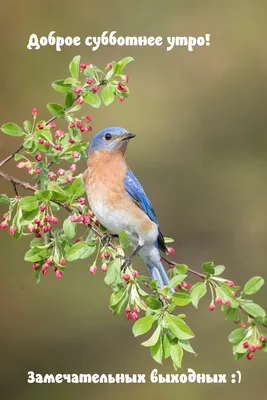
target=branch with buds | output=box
[0,56,266,369]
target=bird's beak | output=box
[121,132,136,141]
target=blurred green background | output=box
[0,0,267,398]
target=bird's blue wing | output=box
[124,169,167,252]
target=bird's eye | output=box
[104,133,112,141]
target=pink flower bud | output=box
[80,63,86,70]
[89,265,97,274]
[107,62,112,69]
[101,263,108,272]
[125,306,131,313]
[83,216,90,224]
[57,168,65,176]
[224,299,231,307]
[55,269,63,278]
[68,137,75,144]
[76,120,82,127]
[27,224,35,233]
[126,313,133,320]
[48,171,56,180]
[74,86,82,94]
[183,281,191,289]
[132,270,139,277]
[215,297,222,305]
[103,251,109,258]
[72,151,79,159]
[46,258,53,266]
[134,306,140,314]
[55,130,64,138]
[80,126,85,132]
[86,78,93,85]
[69,123,75,129]
[42,226,49,233]
[249,345,256,352]
[247,353,253,360]
[85,126,92,132]
[45,215,52,222]
[123,273,130,282]
[70,215,79,222]
[9,226,16,235]
[78,215,84,223]
[39,205,46,212]
[66,175,73,183]
[44,141,50,147]
[42,265,48,275]
[91,85,98,93]
[48,122,56,129]
[35,154,42,161]
[77,97,84,105]
[38,138,44,144]
[0,221,8,229]
[17,162,25,169]
[85,116,92,122]
[209,303,215,311]
[228,280,235,287]
[132,312,139,320]
[60,258,66,266]
[88,211,94,218]
[119,96,125,102]
[32,262,39,270]
[260,335,266,343]
[243,341,249,348]
[32,108,38,116]
[79,197,85,205]
[168,247,175,255]
[37,124,43,130]
[35,167,41,174]
[54,144,62,151]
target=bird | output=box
[84,127,172,291]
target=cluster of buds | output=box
[175,281,191,292]
[116,79,128,102]
[125,305,140,321]
[33,256,66,278]
[69,116,92,134]
[243,335,266,360]
[29,208,59,238]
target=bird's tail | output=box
[139,246,174,293]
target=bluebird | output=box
[84,127,172,291]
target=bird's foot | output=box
[121,257,133,271]
[101,234,118,246]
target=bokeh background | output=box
[0,0,267,399]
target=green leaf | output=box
[146,297,162,310]
[52,79,72,93]
[35,190,52,202]
[24,246,47,262]
[65,92,75,108]
[243,276,264,295]
[166,314,194,340]
[65,176,85,199]
[84,67,95,78]
[162,334,171,359]
[170,341,183,369]
[115,56,134,75]
[224,307,238,321]
[172,292,192,306]
[80,244,96,260]
[164,237,174,243]
[23,120,31,134]
[20,209,39,226]
[213,265,225,275]
[228,328,247,345]
[169,274,187,288]
[104,259,120,285]
[101,85,114,106]
[66,105,81,114]
[65,242,88,261]
[179,339,196,354]
[47,103,65,118]
[84,91,101,108]
[47,183,70,201]
[202,261,215,275]
[119,231,130,247]
[19,196,38,212]
[242,303,266,318]
[142,324,162,347]
[132,316,155,337]
[190,282,207,308]
[150,336,163,364]
[1,122,24,137]
[175,264,188,274]
[63,217,76,239]
[69,55,81,80]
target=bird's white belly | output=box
[91,199,158,247]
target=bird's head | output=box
[88,127,136,154]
